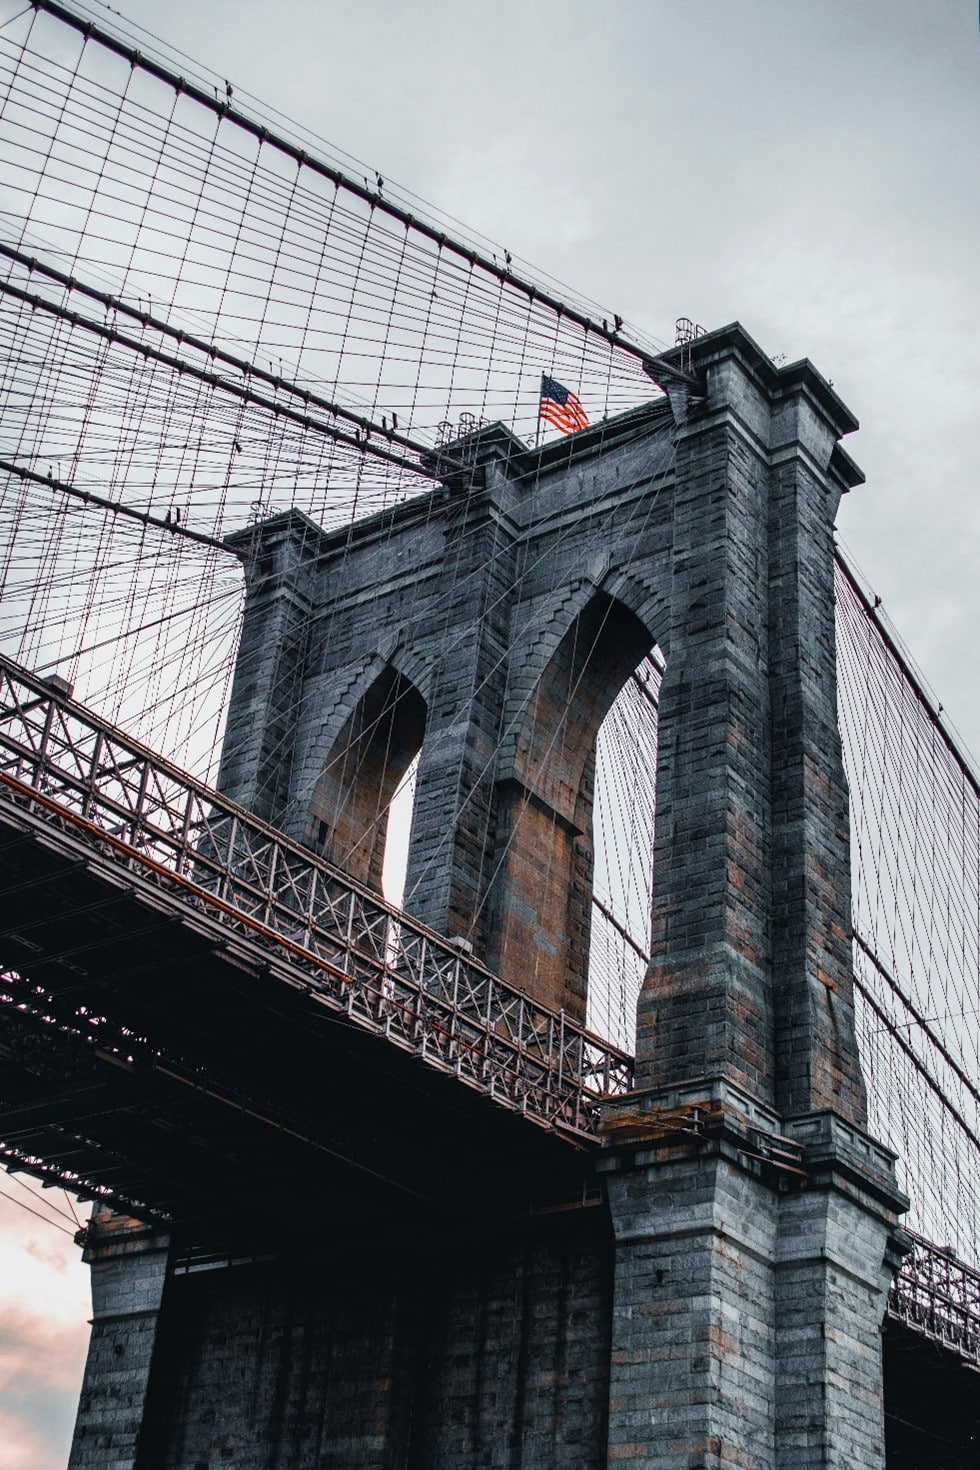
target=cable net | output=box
[837,555,980,1265]
[0,0,671,1055]
[588,658,660,1051]
[0,0,661,774]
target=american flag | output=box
[539,375,589,435]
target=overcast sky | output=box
[115,0,980,739]
[2,3,978,1465]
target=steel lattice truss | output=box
[888,1231,980,1367]
[0,656,633,1138]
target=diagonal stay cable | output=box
[30,583,241,673]
[835,547,980,803]
[854,932,980,1117]
[0,456,238,557]
[853,966,980,1157]
[0,241,458,473]
[0,267,453,482]
[0,1181,76,1234]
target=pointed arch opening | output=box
[588,651,662,1050]
[308,665,426,895]
[490,592,656,1022]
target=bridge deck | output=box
[0,657,629,1105]
[0,655,633,1238]
[0,656,976,1363]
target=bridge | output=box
[0,3,978,1468]
[1,651,978,1460]
[2,632,978,1452]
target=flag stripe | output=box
[539,374,588,435]
[541,403,588,433]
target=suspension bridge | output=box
[0,3,977,1467]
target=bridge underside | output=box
[0,799,596,1247]
[0,784,620,1467]
[883,1319,980,1468]
[2,776,977,1467]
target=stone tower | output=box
[69,323,907,1470]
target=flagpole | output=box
[535,374,542,449]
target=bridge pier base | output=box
[603,1136,779,1468]
[602,1086,907,1470]
[67,1211,170,1470]
[774,1113,908,1470]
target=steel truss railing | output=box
[0,656,633,1141]
[889,1230,980,1367]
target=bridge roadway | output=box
[0,654,977,1393]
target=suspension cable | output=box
[30,0,654,367]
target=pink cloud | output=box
[0,1190,90,1470]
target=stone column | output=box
[68,1211,171,1470]
[606,326,906,1470]
[634,333,777,1104]
[403,452,519,955]
[219,509,317,828]
[774,1115,907,1470]
[767,372,867,1120]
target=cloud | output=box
[0,1307,90,1464]
[0,1192,90,1470]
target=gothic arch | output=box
[497,569,667,782]
[489,589,655,1019]
[306,661,426,893]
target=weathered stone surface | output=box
[219,407,677,1022]
[67,1212,170,1470]
[69,323,913,1470]
[143,1219,612,1470]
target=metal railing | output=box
[0,656,633,1140]
[889,1230,980,1367]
